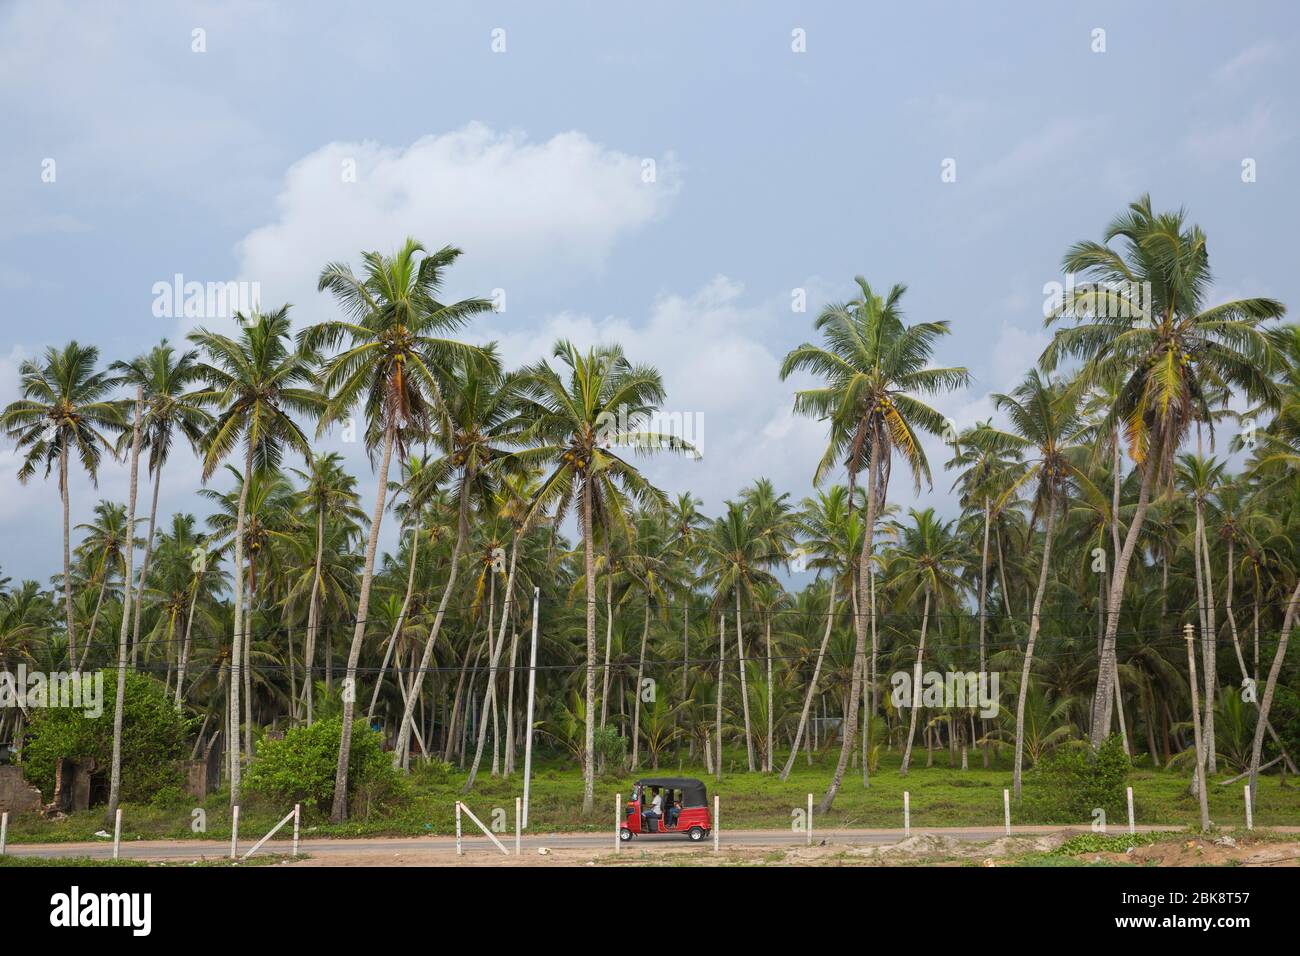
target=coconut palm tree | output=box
[302,238,493,822]
[149,512,224,707]
[699,500,779,771]
[199,464,298,755]
[515,340,694,813]
[107,380,144,816]
[780,486,859,780]
[891,508,966,775]
[2,342,125,663]
[366,451,436,725]
[289,452,364,724]
[1176,453,1228,773]
[392,351,520,773]
[72,500,135,666]
[1243,418,1300,801]
[967,370,1099,797]
[781,278,969,809]
[110,342,210,668]
[667,492,706,702]
[189,306,320,806]
[1041,195,1285,746]
[620,509,679,771]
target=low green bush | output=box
[1027,734,1131,823]
[247,717,403,814]
[20,671,191,803]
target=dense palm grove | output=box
[3,197,1299,824]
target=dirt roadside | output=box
[281,831,1300,867]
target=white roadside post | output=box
[1126,787,1135,835]
[615,793,622,853]
[807,793,813,847]
[242,808,298,861]
[293,803,301,857]
[521,588,540,828]
[230,805,239,859]
[113,807,122,860]
[713,795,719,851]
[904,791,910,837]
[455,801,463,856]
[1003,789,1011,836]
[1244,785,1254,831]
[1,811,8,855]
[515,797,522,855]
[458,802,509,855]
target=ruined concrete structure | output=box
[0,764,43,813]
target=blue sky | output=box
[2,1,1297,582]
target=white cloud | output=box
[1214,41,1282,82]
[1183,103,1289,168]
[492,275,826,514]
[221,125,681,335]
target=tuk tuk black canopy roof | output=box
[635,777,708,808]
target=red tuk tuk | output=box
[620,777,711,842]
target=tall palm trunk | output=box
[300,506,325,725]
[1013,498,1057,799]
[780,579,836,780]
[865,564,878,785]
[243,568,254,758]
[715,613,725,783]
[734,589,755,772]
[765,610,774,773]
[368,518,422,720]
[227,439,254,805]
[473,572,498,773]
[681,604,689,705]
[107,387,142,816]
[630,601,651,770]
[978,497,990,768]
[900,588,931,775]
[174,576,199,708]
[820,452,878,811]
[581,478,597,814]
[1090,453,1158,746]
[464,534,520,789]
[1196,510,1217,773]
[78,570,110,670]
[1223,539,1297,774]
[1247,577,1300,804]
[329,422,396,823]
[1225,537,1246,678]
[441,635,475,763]
[394,479,470,767]
[1185,625,1211,831]
[130,467,162,667]
[504,627,519,776]
[600,546,613,732]
[61,445,76,664]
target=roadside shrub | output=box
[1051,831,1161,856]
[247,717,402,814]
[20,671,191,804]
[1027,734,1130,823]
[593,725,627,771]
[1269,684,1300,762]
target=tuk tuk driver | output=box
[648,787,663,821]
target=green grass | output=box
[5,746,1298,843]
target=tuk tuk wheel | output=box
[688,826,705,842]
[619,828,634,841]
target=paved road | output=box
[3,825,1192,861]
